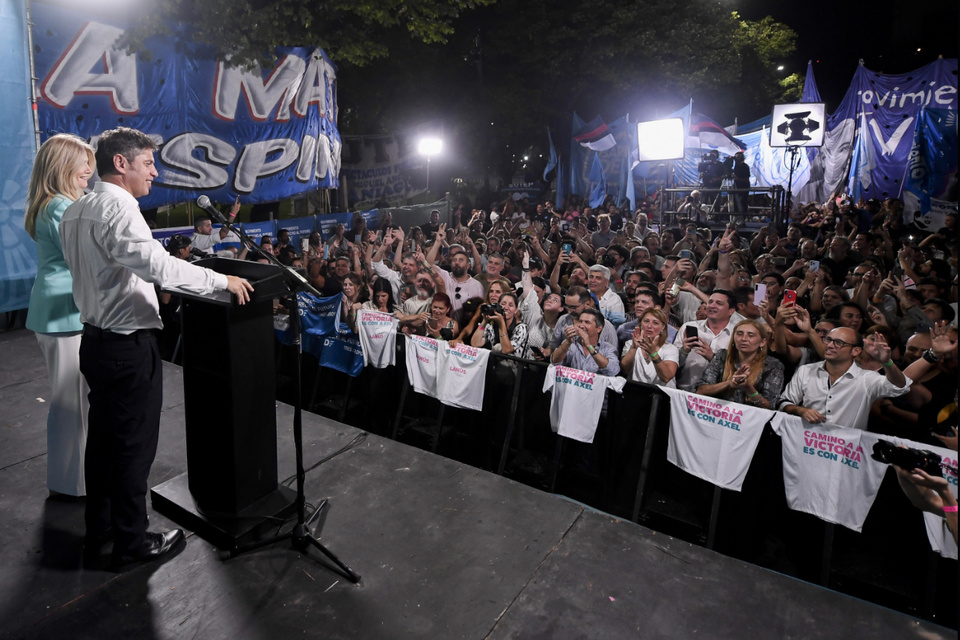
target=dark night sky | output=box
[732,0,958,113]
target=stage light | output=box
[418,138,443,157]
[636,117,685,162]
[769,103,826,148]
[418,138,443,192]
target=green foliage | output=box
[124,0,494,68]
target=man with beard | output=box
[821,236,858,286]
[695,270,717,295]
[425,243,484,322]
[398,269,437,334]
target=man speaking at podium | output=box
[61,127,253,570]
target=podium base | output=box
[151,473,297,550]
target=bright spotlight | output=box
[636,118,685,162]
[418,138,443,157]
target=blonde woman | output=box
[25,134,95,497]
[695,319,785,409]
[620,307,679,387]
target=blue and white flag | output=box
[588,153,607,208]
[543,128,558,180]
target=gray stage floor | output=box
[0,330,952,639]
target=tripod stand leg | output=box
[294,500,361,583]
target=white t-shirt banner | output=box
[662,388,775,491]
[772,414,888,532]
[542,365,625,444]
[885,436,958,560]
[404,335,440,398]
[436,342,490,411]
[357,310,399,369]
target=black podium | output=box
[151,258,297,548]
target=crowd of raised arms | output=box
[192,192,959,454]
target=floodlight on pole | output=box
[418,138,443,193]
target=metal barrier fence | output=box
[273,336,957,628]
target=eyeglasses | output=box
[455,286,461,300]
[564,302,584,311]
[822,336,855,349]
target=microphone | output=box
[196,195,227,224]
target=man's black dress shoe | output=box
[110,529,185,571]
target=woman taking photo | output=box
[454,278,511,345]
[24,134,95,497]
[696,319,784,409]
[621,308,679,387]
[425,292,458,340]
[471,292,528,358]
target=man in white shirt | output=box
[189,215,229,255]
[779,327,909,430]
[673,289,738,391]
[60,127,252,570]
[587,264,625,325]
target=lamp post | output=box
[418,137,443,195]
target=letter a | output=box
[40,22,139,114]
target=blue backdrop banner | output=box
[0,0,38,313]
[30,1,340,210]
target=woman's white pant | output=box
[36,332,88,496]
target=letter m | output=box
[40,22,139,114]
[214,55,306,122]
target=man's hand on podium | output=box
[226,276,255,304]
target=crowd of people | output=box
[230,194,957,458]
[24,126,959,567]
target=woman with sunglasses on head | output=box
[696,319,784,409]
[25,134,96,497]
[621,308,679,387]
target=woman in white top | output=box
[620,308,679,387]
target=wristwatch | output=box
[922,348,941,364]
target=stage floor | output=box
[0,329,952,639]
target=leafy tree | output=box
[123,0,494,68]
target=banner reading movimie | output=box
[30,1,340,209]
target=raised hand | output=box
[863,331,891,362]
[931,320,956,358]
[794,305,812,332]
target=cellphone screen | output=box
[679,249,695,260]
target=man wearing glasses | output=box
[779,327,910,430]
[549,286,618,350]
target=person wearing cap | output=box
[167,234,194,261]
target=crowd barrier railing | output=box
[267,329,956,627]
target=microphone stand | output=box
[209,205,360,583]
